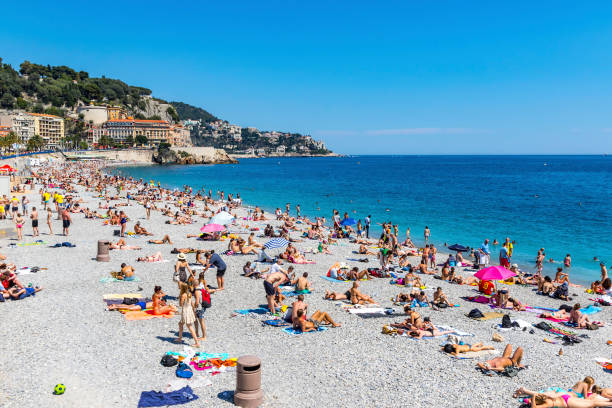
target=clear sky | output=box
[2,1,612,154]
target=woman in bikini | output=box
[442,342,495,356]
[152,286,176,315]
[294,308,341,332]
[46,207,53,235]
[15,213,24,240]
[513,386,610,407]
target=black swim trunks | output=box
[263,280,275,296]
[32,220,38,228]
[62,220,70,228]
[216,268,226,278]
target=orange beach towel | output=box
[124,310,174,321]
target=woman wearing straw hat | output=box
[174,253,193,284]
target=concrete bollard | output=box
[234,355,263,407]
[96,240,111,262]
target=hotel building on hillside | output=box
[0,112,64,147]
[168,125,192,147]
[103,118,170,146]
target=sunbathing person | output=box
[569,303,593,328]
[137,252,163,262]
[294,309,341,332]
[569,377,595,398]
[324,288,352,301]
[111,263,136,280]
[477,343,524,372]
[6,285,43,299]
[391,305,423,329]
[108,238,141,250]
[433,287,451,308]
[237,238,259,255]
[133,221,153,236]
[539,308,571,320]
[513,387,611,408]
[292,272,313,292]
[152,285,177,315]
[451,274,479,285]
[148,234,173,244]
[108,299,154,311]
[1,270,24,290]
[170,247,197,254]
[346,266,371,280]
[418,260,436,275]
[405,323,454,339]
[442,342,495,356]
[358,244,375,255]
[247,232,264,249]
[538,276,555,295]
[348,281,375,305]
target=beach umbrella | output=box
[200,223,225,233]
[0,164,16,173]
[264,238,289,249]
[210,211,234,225]
[474,265,516,282]
[448,244,469,252]
[340,218,357,226]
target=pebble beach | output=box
[1,160,610,408]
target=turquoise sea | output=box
[115,155,611,284]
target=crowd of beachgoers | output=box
[0,159,610,407]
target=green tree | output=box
[79,140,88,150]
[125,135,134,146]
[167,106,179,122]
[15,97,28,110]
[26,135,45,151]
[0,93,15,108]
[135,135,148,146]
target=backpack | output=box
[534,321,553,331]
[467,308,484,319]
[200,288,211,309]
[176,362,193,378]
[501,314,512,328]
[160,354,178,367]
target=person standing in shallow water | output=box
[424,226,430,243]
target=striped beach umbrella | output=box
[264,238,289,249]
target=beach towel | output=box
[18,287,37,300]
[449,349,500,360]
[124,309,174,320]
[470,312,504,321]
[437,325,474,337]
[320,275,350,283]
[282,326,328,335]
[15,266,46,275]
[233,308,268,315]
[533,322,577,337]
[290,259,315,264]
[16,240,48,247]
[100,276,141,283]
[137,386,198,407]
[263,319,290,327]
[544,316,569,323]
[580,305,602,315]
[281,289,311,297]
[103,293,144,299]
[466,296,491,304]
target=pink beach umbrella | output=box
[474,265,516,281]
[200,223,225,233]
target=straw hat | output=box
[177,253,186,260]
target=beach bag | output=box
[501,314,512,329]
[503,366,519,377]
[535,321,553,331]
[161,354,178,367]
[587,323,599,331]
[553,283,568,299]
[200,288,211,309]
[468,308,484,319]
[176,362,193,378]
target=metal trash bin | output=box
[96,240,111,262]
[234,355,263,407]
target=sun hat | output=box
[177,253,186,260]
[511,264,518,268]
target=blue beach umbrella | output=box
[340,218,357,227]
[264,238,289,249]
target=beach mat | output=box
[282,326,328,335]
[263,319,290,327]
[281,289,311,297]
[320,275,350,283]
[233,308,268,315]
[124,310,174,321]
[103,293,144,299]
[471,312,504,321]
[100,276,141,283]
[451,349,499,360]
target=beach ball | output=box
[53,383,66,395]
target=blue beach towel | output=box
[99,277,141,283]
[281,289,311,297]
[580,305,602,315]
[320,275,349,283]
[234,308,268,315]
[18,287,36,300]
[282,326,328,335]
[137,386,198,407]
[264,319,290,327]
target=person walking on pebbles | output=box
[175,282,200,348]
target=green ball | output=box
[53,384,65,395]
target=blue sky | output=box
[2,1,612,154]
